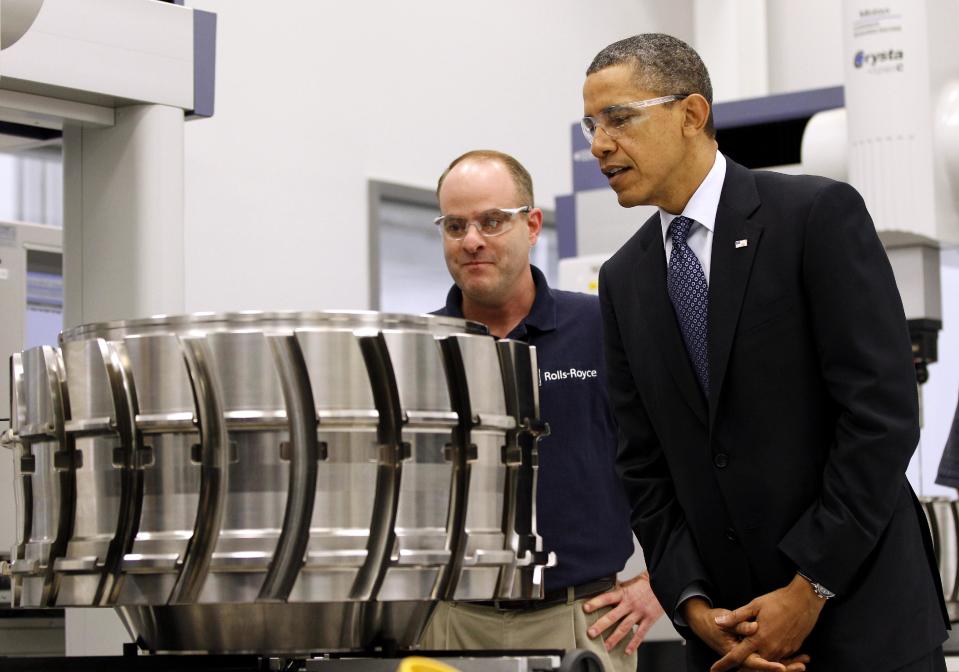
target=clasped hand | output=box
[684,574,825,672]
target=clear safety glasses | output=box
[434,206,532,240]
[581,94,689,143]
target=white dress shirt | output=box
[658,151,726,284]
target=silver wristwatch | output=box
[798,571,835,600]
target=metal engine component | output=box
[1,311,554,653]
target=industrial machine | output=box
[0,219,63,654]
[0,310,610,671]
[802,0,959,387]
[0,0,217,331]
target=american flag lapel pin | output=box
[735,239,748,249]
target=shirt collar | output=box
[442,265,557,339]
[659,151,726,242]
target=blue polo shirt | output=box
[435,265,634,591]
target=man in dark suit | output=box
[585,33,949,672]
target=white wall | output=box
[182,0,693,312]
[694,0,768,102]
[765,0,844,93]
[692,1,845,102]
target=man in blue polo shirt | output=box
[419,149,663,671]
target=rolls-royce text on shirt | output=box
[436,266,633,591]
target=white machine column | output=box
[839,0,959,384]
[62,104,185,328]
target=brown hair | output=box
[436,149,534,205]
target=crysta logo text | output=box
[542,368,598,382]
[854,49,903,68]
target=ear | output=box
[681,94,711,137]
[527,207,544,246]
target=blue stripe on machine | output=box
[192,10,217,118]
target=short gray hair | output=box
[587,34,715,137]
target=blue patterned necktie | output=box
[667,216,710,396]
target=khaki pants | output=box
[419,599,637,672]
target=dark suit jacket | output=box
[935,394,959,488]
[599,157,948,671]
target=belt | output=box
[469,575,617,611]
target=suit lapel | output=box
[707,160,763,431]
[633,218,708,426]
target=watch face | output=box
[799,571,834,599]
[813,583,835,599]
